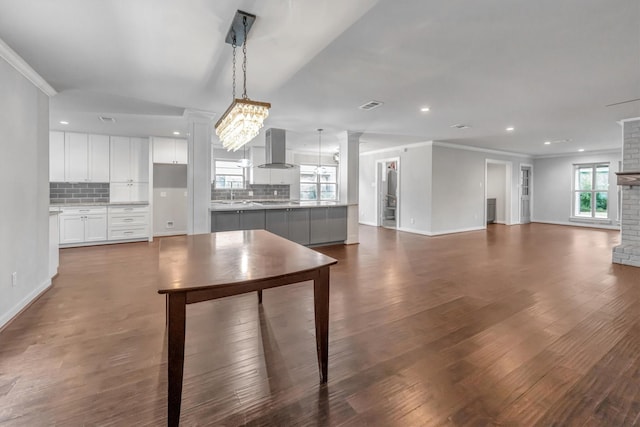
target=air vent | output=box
[359,100,384,111]
[548,138,573,144]
[99,116,116,123]
[450,124,470,129]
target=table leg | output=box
[258,290,263,304]
[313,267,330,383]
[167,293,186,427]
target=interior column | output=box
[338,131,361,244]
[186,110,214,235]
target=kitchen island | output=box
[210,200,348,246]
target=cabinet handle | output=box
[124,208,133,211]
[79,209,89,212]
[124,231,134,235]
[123,218,134,222]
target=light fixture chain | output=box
[231,33,237,99]
[242,16,248,99]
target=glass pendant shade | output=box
[215,98,271,152]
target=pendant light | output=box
[316,129,326,175]
[215,11,271,152]
[237,143,252,168]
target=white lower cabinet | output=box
[108,205,150,241]
[59,207,107,245]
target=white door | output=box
[49,131,65,182]
[110,182,131,203]
[89,134,110,182]
[110,136,131,182]
[59,215,85,244]
[130,137,149,182]
[520,166,531,224]
[153,137,175,164]
[65,132,89,182]
[84,214,107,241]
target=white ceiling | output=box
[0,0,638,155]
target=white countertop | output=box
[210,200,347,211]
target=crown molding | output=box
[360,141,433,156]
[184,108,217,122]
[533,148,621,159]
[432,141,532,158]
[618,117,640,124]
[0,37,56,97]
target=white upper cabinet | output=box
[89,134,110,182]
[65,133,89,182]
[152,137,187,164]
[110,136,149,183]
[49,131,65,182]
[50,132,110,182]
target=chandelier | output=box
[215,11,271,152]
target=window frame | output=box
[213,159,246,189]
[300,164,338,201]
[572,162,610,220]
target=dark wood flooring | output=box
[1,223,639,426]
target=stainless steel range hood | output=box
[258,128,295,169]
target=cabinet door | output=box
[85,214,108,242]
[174,139,188,164]
[59,215,85,244]
[129,182,149,202]
[153,137,175,164]
[89,134,110,182]
[288,209,310,245]
[212,211,240,232]
[110,136,131,182]
[110,183,131,203]
[130,137,149,182]
[49,131,65,182]
[240,210,265,230]
[328,206,347,242]
[309,208,329,244]
[265,209,288,238]
[65,132,89,182]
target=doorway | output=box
[485,159,512,226]
[520,164,532,224]
[376,158,400,229]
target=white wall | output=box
[359,143,432,234]
[430,144,530,234]
[532,151,621,227]
[487,163,506,223]
[0,57,51,328]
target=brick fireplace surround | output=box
[613,118,640,267]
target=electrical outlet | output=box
[184,191,187,196]
[166,221,174,229]
[11,272,17,287]
[410,218,415,224]
[160,191,167,197]
[274,190,278,195]
[248,191,254,196]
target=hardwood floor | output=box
[1,223,639,426]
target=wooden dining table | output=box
[157,230,338,426]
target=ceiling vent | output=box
[548,138,572,144]
[450,124,470,129]
[359,100,384,111]
[99,116,116,123]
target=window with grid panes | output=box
[214,160,245,189]
[300,164,337,201]
[573,163,609,219]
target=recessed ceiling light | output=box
[506,127,515,132]
[173,131,180,135]
[420,107,430,112]
[544,141,551,145]
[578,149,585,152]
[59,120,69,125]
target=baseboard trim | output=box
[533,220,620,231]
[0,278,53,333]
[359,221,377,227]
[153,231,188,237]
[427,226,487,236]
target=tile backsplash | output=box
[211,184,290,201]
[50,182,110,204]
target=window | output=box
[214,159,245,189]
[300,164,338,201]
[573,163,609,219]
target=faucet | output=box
[230,189,234,201]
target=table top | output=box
[157,230,338,294]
